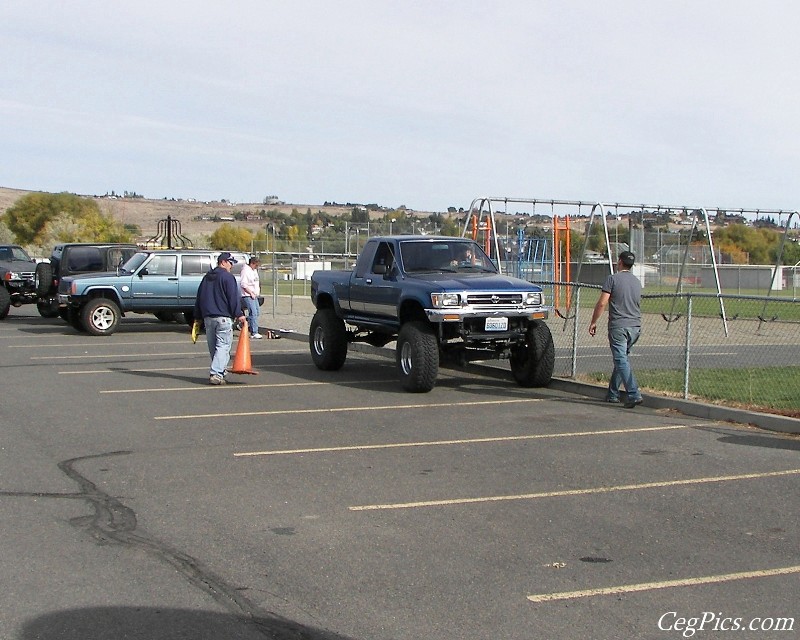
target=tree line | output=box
[1,191,798,265]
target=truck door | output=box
[349,241,401,318]
[128,253,179,309]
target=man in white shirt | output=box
[239,256,263,339]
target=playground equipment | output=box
[660,209,727,335]
[760,210,800,329]
[462,197,798,333]
[144,215,193,249]
[462,201,499,263]
[552,214,571,313]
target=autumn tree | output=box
[208,224,253,251]
[2,192,133,247]
[0,219,15,243]
[712,224,779,264]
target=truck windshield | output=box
[399,240,497,273]
[1,246,32,261]
[120,252,150,274]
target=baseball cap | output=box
[619,251,635,267]
[218,252,238,264]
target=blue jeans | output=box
[607,326,641,401]
[204,316,234,377]
[241,296,260,335]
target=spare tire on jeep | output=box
[35,262,55,297]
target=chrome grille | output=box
[466,293,523,305]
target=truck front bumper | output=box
[425,307,549,323]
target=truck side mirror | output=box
[372,264,388,275]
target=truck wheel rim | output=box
[400,342,413,375]
[313,327,324,355]
[92,307,114,330]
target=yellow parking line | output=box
[9,340,192,348]
[13,341,308,349]
[61,366,210,375]
[527,564,800,603]
[154,398,546,421]
[348,468,800,511]
[59,362,320,374]
[102,379,393,393]
[234,425,691,457]
[30,349,306,360]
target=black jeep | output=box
[0,245,38,319]
[35,243,139,318]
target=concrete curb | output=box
[271,327,800,435]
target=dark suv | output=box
[0,244,38,319]
[36,243,139,318]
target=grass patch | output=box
[587,367,800,412]
[640,296,800,322]
[546,284,800,322]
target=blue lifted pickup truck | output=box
[310,236,555,392]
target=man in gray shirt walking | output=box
[588,250,643,408]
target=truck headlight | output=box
[525,292,543,305]
[4,271,19,281]
[431,292,460,307]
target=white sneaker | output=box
[252,333,263,339]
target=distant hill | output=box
[0,186,387,242]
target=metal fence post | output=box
[683,294,692,399]
[271,259,277,318]
[571,285,580,378]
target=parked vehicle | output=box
[310,236,554,392]
[35,243,139,318]
[57,249,248,335]
[0,244,38,319]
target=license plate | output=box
[485,317,508,331]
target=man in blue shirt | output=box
[194,252,246,385]
[588,251,643,408]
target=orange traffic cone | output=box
[229,320,258,375]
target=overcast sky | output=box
[2,1,799,214]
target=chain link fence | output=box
[543,282,800,417]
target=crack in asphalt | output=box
[48,451,340,640]
[58,452,268,621]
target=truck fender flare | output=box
[398,297,428,324]
[83,286,125,309]
[315,291,345,316]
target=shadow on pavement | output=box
[22,606,359,640]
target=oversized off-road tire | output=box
[396,321,439,393]
[309,308,348,370]
[0,287,10,320]
[37,298,60,318]
[510,320,555,388]
[35,262,54,297]
[81,298,121,336]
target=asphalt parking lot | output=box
[1,307,798,640]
